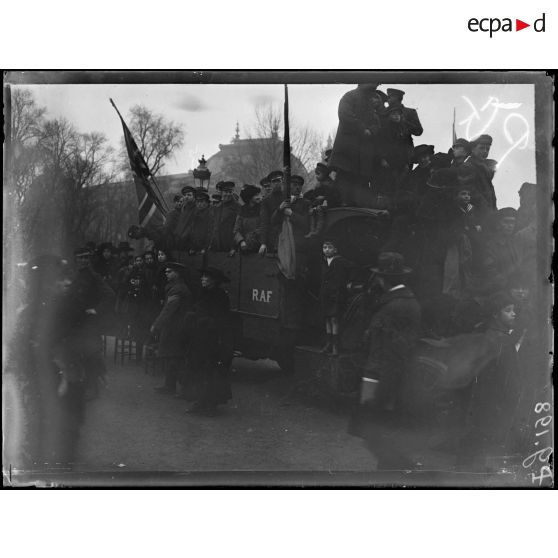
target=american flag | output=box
[110,99,167,230]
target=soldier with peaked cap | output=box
[211,180,241,254]
[258,170,285,255]
[450,138,472,169]
[186,189,214,255]
[329,84,383,205]
[234,184,263,252]
[459,134,497,211]
[386,88,423,138]
[152,262,194,395]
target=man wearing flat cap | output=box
[234,185,263,252]
[186,189,214,255]
[459,134,497,212]
[171,185,197,251]
[152,262,193,395]
[386,88,423,144]
[258,170,285,256]
[210,181,241,254]
[329,85,384,205]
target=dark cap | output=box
[315,162,330,173]
[519,182,536,195]
[497,207,517,219]
[240,184,261,204]
[386,88,405,100]
[173,194,182,203]
[291,175,305,187]
[268,170,284,182]
[216,181,235,192]
[194,189,210,202]
[74,246,91,258]
[181,185,196,195]
[412,144,435,163]
[452,138,472,153]
[165,262,187,274]
[198,266,230,284]
[260,177,271,187]
[371,252,412,276]
[471,134,493,146]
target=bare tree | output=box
[121,104,185,176]
[225,103,323,188]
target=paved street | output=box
[74,355,377,476]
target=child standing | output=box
[319,239,350,356]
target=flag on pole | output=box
[277,84,297,280]
[110,99,167,232]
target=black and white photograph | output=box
[3,70,554,488]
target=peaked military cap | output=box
[216,181,236,192]
[268,170,284,182]
[194,189,210,201]
[452,138,472,153]
[471,134,493,146]
[412,144,435,162]
[386,88,405,100]
[181,185,196,195]
[165,262,187,273]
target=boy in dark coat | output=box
[152,262,193,394]
[211,181,241,254]
[319,239,351,356]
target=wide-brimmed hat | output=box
[412,144,435,163]
[240,184,261,204]
[198,266,230,284]
[371,252,412,276]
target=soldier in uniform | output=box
[385,88,424,150]
[173,185,197,251]
[234,184,263,253]
[187,189,214,255]
[459,134,497,212]
[152,262,193,395]
[329,84,383,206]
[259,170,285,256]
[211,180,241,254]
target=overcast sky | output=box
[17,82,536,208]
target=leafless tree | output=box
[120,104,185,176]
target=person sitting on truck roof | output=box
[210,181,241,255]
[258,170,285,256]
[271,175,311,246]
[305,162,342,237]
[234,184,263,253]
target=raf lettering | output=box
[468,13,545,37]
[252,289,273,303]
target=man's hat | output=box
[240,184,261,204]
[165,261,187,274]
[471,134,493,147]
[260,177,271,187]
[519,182,536,195]
[198,266,230,284]
[98,241,114,252]
[291,175,304,187]
[268,170,284,182]
[315,162,330,173]
[74,246,91,258]
[412,144,435,163]
[431,152,453,170]
[211,193,222,202]
[371,252,412,276]
[181,185,196,195]
[497,207,517,219]
[194,189,210,202]
[386,88,405,100]
[216,181,235,192]
[428,167,458,189]
[452,138,472,153]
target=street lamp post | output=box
[193,155,211,191]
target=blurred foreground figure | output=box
[5,255,85,471]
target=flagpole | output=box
[452,107,457,145]
[283,84,291,199]
[109,98,169,213]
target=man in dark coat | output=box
[187,189,214,255]
[259,170,285,255]
[385,88,424,145]
[93,242,118,290]
[459,134,497,212]
[173,185,197,251]
[64,247,116,399]
[450,138,472,169]
[152,262,193,394]
[185,267,233,416]
[234,184,263,252]
[329,84,383,205]
[211,181,241,254]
